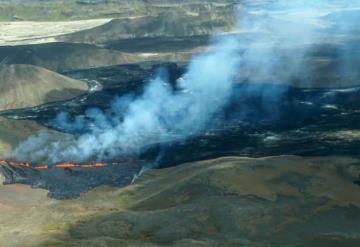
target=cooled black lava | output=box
[2,63,360,168]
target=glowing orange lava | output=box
[0,159,110,171]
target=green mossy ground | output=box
[2,156,360,246]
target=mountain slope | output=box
[1,156,360,246]
[0,64,87,111]
[58,11,234,45]
[0,43,153,72]
[0,0,236,21]
[0,117,66,158]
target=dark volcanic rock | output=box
[0,161,142,199]
[0,162,40,185]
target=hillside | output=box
[0,117,66,158]
[58,10,235,45]
[0,0,236,21]
[1,156,360,246]
[0,42,160,72]
[0,64,87,111]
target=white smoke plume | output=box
[13,36,241,163]
[11,0,360,163]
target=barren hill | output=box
[0,42,153,72]
[0,117,66,158]
[58,11,234,45]
[0,0,236,21]
[0,64,87,111]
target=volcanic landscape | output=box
[1,1,360,246]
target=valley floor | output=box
[0,19,111,46]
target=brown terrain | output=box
[0,64,87,111]
[1,156,360,246]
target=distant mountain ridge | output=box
[58,11,234,45]
[0,0,237,21]
[0,42,158,72]
[0,40,197,73]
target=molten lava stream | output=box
[33,165,49,170]
[54,162,108,169]
[0,159,110,171]
[0,159,31,168]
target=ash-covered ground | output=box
[0,160,141,199]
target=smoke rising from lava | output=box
[11,0,360,164]
[13,37,241,163]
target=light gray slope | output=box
[0,64,87,111]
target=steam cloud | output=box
[11,0,360,164]
[13,36,241,163]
